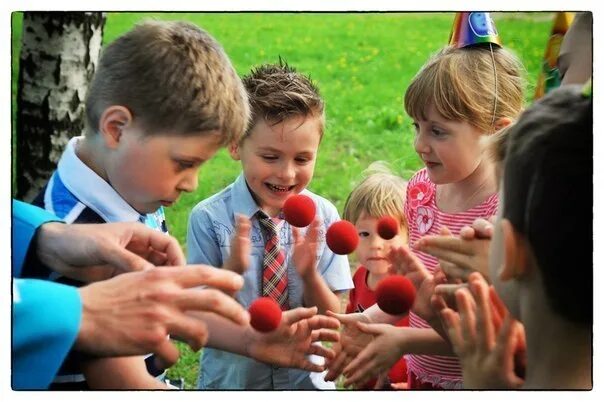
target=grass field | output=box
[12,11,554,388]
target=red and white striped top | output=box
[404,168,499,389]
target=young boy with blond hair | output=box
[187,60,353,390]
[31,20,250,389]
[342,162,411,389]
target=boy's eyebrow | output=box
[257,146,315,155]
[172,154,206,163]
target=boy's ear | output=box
[228,140,241,160]
[499,219,530,281]
[494,117,512,132]
[98,106,133,149]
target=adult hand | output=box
[36,222,185,282]
[438,272,525,389]
[245,306,340,372]
[324,312,373,382]
[76,265,249,368]
[222,214,252,274]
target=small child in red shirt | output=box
[342,162,410,389]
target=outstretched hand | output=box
[246,306,340,372]
[342,322,406,389]
[438,272,525,389]
[77,264,249,368]
[36,221,186,283]
[414,225,491,282]
[324,311,373,382]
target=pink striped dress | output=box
[404,168,499,389]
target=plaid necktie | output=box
[257,212,289,310]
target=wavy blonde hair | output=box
[405,45,525,133]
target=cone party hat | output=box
[534,12,575,100]
[449,12,502,49]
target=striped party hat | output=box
[449,12,502,49]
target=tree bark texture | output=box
[16,12,105,201]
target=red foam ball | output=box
[249,297,282,333]
[283,194,316,227]
[326,220,359,255]
[377,216,399,240]
[375,275,416,315]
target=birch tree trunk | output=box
[15,12,105,201]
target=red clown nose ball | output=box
[377,216,399,240]
[326,220,359,255]
[375,275,416,315]
[249,297,282,333]
[283,194,316,227]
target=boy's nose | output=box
[177,170,199,193]
[278,161,296,181]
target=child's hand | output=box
[412,268,448,325]
[245,306,340,372]
[222,214,251,275]
[388,245,431,290]
[341,322,406,389]
[414,225,491,282]
[438,273,525,389]
[292,217,321,280]
[324,311,373,382]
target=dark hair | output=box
[241,59,324,140]
[503,84,592,326]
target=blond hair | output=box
[405,46,525,133]
[482,123,513,185]
[85,20,249,145]
[343,162,408,230]
[241,59,324,140]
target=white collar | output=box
[57,136,142,223]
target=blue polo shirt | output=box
[30,136,167,388]
[187,173,353,390]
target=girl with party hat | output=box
[326,12,526,390]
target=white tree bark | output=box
[16,12,105,201]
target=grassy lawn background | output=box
[12,11,553,388]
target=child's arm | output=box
[81,356,167,389]
[292,218,341,313]
[341,325,454,389]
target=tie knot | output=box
[257,211,280,236]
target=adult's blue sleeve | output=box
[12,199,62,277]
[12,279,82,390]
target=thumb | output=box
[326,310,359,325]
[355,321,385,335]
[282,306,317,326]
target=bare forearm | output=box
[302,271,341,313]
[399,327,455,356]
[82,356,167,389]
[189,311,252,356]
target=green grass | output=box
[12,11,554,389]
